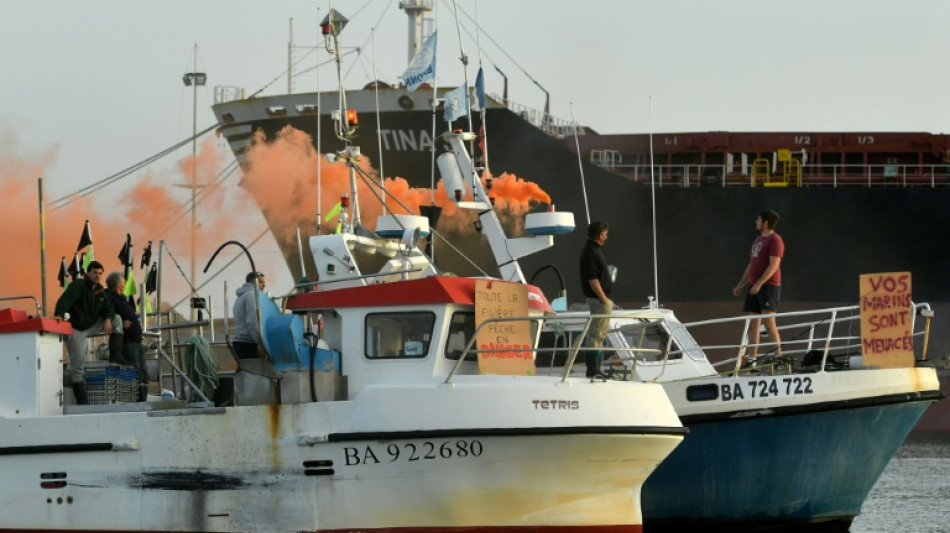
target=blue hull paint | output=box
[642,400,934,524]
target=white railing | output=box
[493,94,580,138]
[214,86,245,105]
[445,302,935,383]
[639,302,932,376]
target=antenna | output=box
[570,103,590,226]
[371,30,387,215]
[648,96,659,307]
[315,6,323,233]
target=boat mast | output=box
[322,9,361,230]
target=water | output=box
[850,433,950,533]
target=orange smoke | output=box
[0,132,269,315]
[1,120,556,315]
[242,125,552,239]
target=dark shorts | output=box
[743,285,781,314]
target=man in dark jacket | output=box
[54,260,121,404]
[105,271,149,401]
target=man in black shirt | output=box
[579,221,614,377]
[105,272,149,401]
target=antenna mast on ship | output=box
[401,0,435,62]
[321,9,362,230]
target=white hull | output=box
[662,366,940,418]
[2,378,682,532]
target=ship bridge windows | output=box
[296,104,319,115]
[266,106,287,116]
[365,312,435,359]
[617,320,681,362]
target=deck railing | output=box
[445,301,934,383]
[588,161,950,188]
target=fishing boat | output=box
[0,276,684,533]
[0,14,688,532]
[534,299,942,530]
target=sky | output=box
[2,0,950,317]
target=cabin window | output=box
[619,321,681,361]
[444,312,477,361]
[365,312,435,359]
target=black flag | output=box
[57,257,69,288]
[141,240,152,269]
[76,220,92,251]
[145,262,158,294]
[118,233,131,269]
[68,254,83,279]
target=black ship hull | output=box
[213,89,950,358]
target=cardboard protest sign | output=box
[860,272,914,368]
[475,280,535,375]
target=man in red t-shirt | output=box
[733,209,784,365]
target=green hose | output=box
[184,336,219,402]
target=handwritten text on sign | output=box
[860,272,914,368]
[475,280,535,375]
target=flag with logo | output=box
[401,31,437,91]
[444,85,468,123]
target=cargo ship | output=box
[211,2,949,424]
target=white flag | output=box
[444,85,468,123]
[401,32,437,91]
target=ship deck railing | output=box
[494,94,580,138]
[516,302,934,382]
[594,162,950,188]
[681,302,934,377]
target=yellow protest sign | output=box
[475,280,535,375]
[860,272,914,368]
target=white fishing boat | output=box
[0,13,686,529]
[0,275,685,533]
[537,300,943,530]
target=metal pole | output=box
[191,43,198,321]
[37,177,47,316]
[288,18,294,94]
[296,227,306,279]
